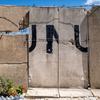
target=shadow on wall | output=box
[80,15,89,88]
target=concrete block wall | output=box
[0,6,29,32]
[29,7,59,87]
[0,6,100,89]
[29,7,88,88]
[0,35,28,87]
[88,7,100,88]
[58,8,88,88]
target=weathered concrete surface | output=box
[59,89,92,97]
[25,89,100,100]
[0,35,28,63]
[25,88,93,98]
[29,7,59,87]
[26,88,59,97]
[0,35,28,86]
[80,15,89,88]
[24,97,98,100]
[0,6,29,32]
[25,88,98,100]
[29,41,58,87]
[29,7,88,88]
[0,64,28,87]
[88,7,100,88]
[30,7,58,25]
[58,8,88,88]
[91,89,100,97]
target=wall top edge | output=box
[0,5,87,10]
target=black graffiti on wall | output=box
[29,25,88,53]
[46,25,59,53]
[29,25,37,52]
[29,25,59,54]
[74,25,88,52]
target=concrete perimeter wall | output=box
[0,35,28,87]
[0,6,100,89]
[89,7,100,88]
[0,6,29,32]
[29,7,88,88]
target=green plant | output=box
[8,86,17,96]
[0,77,26,97]
[0,77,13,96]
[16,85,23,95]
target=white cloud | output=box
[85,0,100,5]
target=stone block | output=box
[88,8,100,42]
[89,42,100,88]
[59,43,88,88]
[30,7,58,24]
[0,6,28,32]
[59,89,93,97]
[59,8,87,26]
[29,7,88,88]
[26,88,59,97]
[0,64,28,87]
[0,35,28,63]
[29,41,58,87]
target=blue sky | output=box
[0,0,86,6]
[0,0,99,6]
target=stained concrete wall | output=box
[59,8,88,88]
[0,6,29,86]
[89,7,100,88]
[0,35,27,63]
[0,6,89,88]
[0,6,100,89]
[29,7,88,88]
[29,7,59,87]
[0,35,28,87]
[0,6,29,32]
